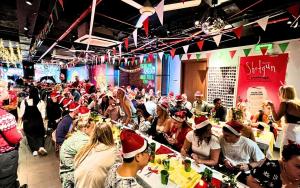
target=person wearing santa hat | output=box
[192,91,211,116]
[55,102,80,146]
[164,111,192,151]
[219,120,265,177]
[181,116,221,166]
[116,87,137,126]
[105,129,150,188]
[59,107,93,188]
[170,94,193,118]
[46,92,62,130]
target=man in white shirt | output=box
[182,93,192,111]
[219,120,265,171]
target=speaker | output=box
[22,60,34,79]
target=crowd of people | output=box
[0,76,299,188]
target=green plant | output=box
[200,168,213,182]
[222,174,237,188]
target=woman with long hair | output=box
[74,122,117,188]
[19,86,46,156]
[268,85,300,148]
[181,116,221,166]
[59,114,94,188]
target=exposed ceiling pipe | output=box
[38,0,103,61]
[86,0,97,52]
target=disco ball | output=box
[201,17,226,35]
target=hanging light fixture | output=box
[25,0,33,6]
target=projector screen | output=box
[67,66,89,82]
[34,64,61,83]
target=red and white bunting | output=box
[233,25,243,39]
[213,34,222,47]
[118,44,122,57]
[133,29,138,47]
[170,48,176,59]
[158,51,164,60]
[155,0,164,25]
[183,45,189,54]
[139,54,144,63]
[124,38,129,51]
[187,53,192,60]
[124,57,128,65]
[197,40,204,51]
[143,18,149,37]
[256,16,269,31]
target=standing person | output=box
[0,81,23,188]
[182,93,192,111]
[116,88,136,126]
[104,95,120,121]
[268,85,300,147]
[19,87,47,156]
[104,129,150,188]
[74,122,117,188]
[46,92,62,130]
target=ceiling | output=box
[0,0,299,64]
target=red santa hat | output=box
[171,111,186,123]
[175,94,183,102]
[78,106,90,118]
[57,96,65,104]
[158,101,169,112]
[193,116,210,129]
[224,120,243,136]
[62,98,72,108]
[68,102,80,112]
[194,91,203,97]
[120,129,148,159]
[50,92,60,98]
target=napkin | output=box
[155,145,174,155]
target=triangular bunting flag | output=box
[148,53,154,62]
[135,60,138,65]
[260,47,268,55]
[233,25,243,39]
[124,57,128,65]
[155,0,164,25]
[143,17,149,37]
[164,53,170,60]
[158,52,164,60]
[112,48,116,55]
[124,38,129,51]
[197,40,204,51]
[196,53,201,61]
[206,52,211,59]
[187,53,191,60]
[139,55,144,63]
[112,57,115,65]
[229,50,237,59]
[170,48,176,59]
[179,54,183,60]
[100,56,105,63]
[288,4,300,17]
[183,45,189,54]
[213,34,222,47]
[279,42,289,53]
[256,16,269,31]
[133,29,138,47]
[58,0,64,10]
[243,48,251,57]
[118,44,122,57]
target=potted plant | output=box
[200,168,213,183]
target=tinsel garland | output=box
[119,66,142,73]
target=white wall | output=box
[181,38,300,96]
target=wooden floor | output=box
[18,136,61,188]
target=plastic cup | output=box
[161,170,169,185]
[184,159,192,172]
[162,159,170,170]
[150,142,156,152]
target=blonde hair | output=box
[279,85,300,105]
[74,122,114,167]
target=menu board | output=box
[207,67,237,108]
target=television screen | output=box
[0,67,24,81]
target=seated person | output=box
[219,121,265,177]
[181,116,221,166]
[104,95,120,121]
[147,101,171,143]
[170,95,193,118]
[211,98,227,122]
[192,91,211,116]
[247,143,300,188]
[164,111,192,151]
[105,129,151,188]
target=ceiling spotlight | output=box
[287,21,292,25]
[25,0,33,6]
[24,26,29,31]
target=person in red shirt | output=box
[0,81,23,188]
